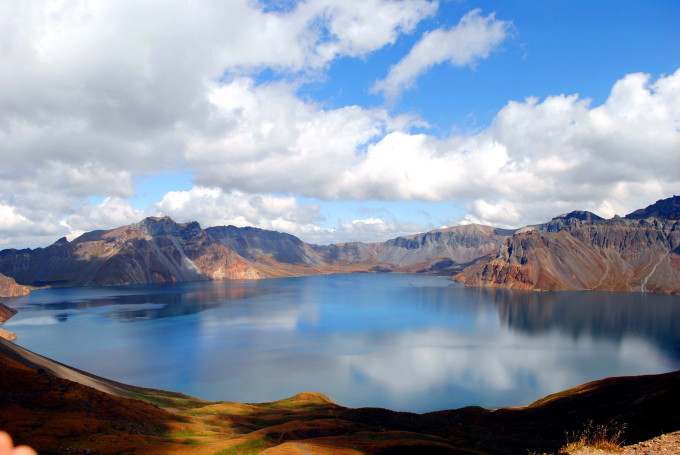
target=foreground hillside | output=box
[0,195,678,293]
[1,338,678,454]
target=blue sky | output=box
[0,0,679,248]
[307,1,679,124]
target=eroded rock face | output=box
[0,328,17,341]
[375,224,515,267]
[0,302,18,341]
[455,204,680,294]
[0,303,18,323]
[0,196,679,294]
[0,218,268,287]
[0,273,29,298]
[626,195,680,220]
[0,218,516,287]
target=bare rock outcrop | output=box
[0,217,268,287]
[0,328,17,341]
[1,196,679,294]
[0,273,29,298]
[0,302,18,341]
[0,302,18,323]
[455,198,680,294]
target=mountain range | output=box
[1,195,679,296]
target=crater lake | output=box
[5,273,680,412]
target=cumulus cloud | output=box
[192,68,680,229]
[0,202,72,250]
[335,217,426,244]
[372,9,511,100]
[0,0,437,248]
[0,205,30,232]
[1,1,678,249]
[154,187,427,244]
[63,197,151,238]
[185,78,389,197]
[155,187,322,230]
[5,67,680,247]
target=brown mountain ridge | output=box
[0,195,679,294]
[0,218,512,288]
[455,196,680,294]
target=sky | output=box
[1,0,679,249]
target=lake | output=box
[4,273,680,413]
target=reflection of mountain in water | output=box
[26,284,277,322]
[482,287,680,357]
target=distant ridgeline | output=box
[1,196,679,295]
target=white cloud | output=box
[372,9,511,100]
[345,69,679,228]
[0,204,30,231]
[0,201,72,250]
[7,67,680,248]
[0,1,678,249]
[0,0,437,248]
[1,0,434,170]
[185,78,389,197]
[155,186,323,233]
[153,187,428,244]
[336,217,424,243]
[294,0,438,66]
[465,199,522,227]
[63,197,150,237]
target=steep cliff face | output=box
[455,199,680,294]
[205,223,512,275]
[454,229,606,291]
[374,224,514,272]
[0,273,30,297]
[0,303,17,323]
[0,218,517,287]
[626,194,680,220]
[0,302,18,341]
[307,224,514,274]
[207,225,320,266]
[0,217,266,286]
[2,196,679,293]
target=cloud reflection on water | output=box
[6,275,680,412]
[339,328,671,410]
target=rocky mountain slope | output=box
[0,217,273,287]
[0,273,29,298]
[0,195,678,294]
[0,217,512,288]
[454,196,680,294]
[0,302,18,341]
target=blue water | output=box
[4,274,680,412]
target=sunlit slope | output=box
[455,198,680,294]
[0,218,512,287]
[0,273,29,297]
[0,195,679,293]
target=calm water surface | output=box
[5,274,680,412]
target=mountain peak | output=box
[552,210,603,222]
[625,195,680,220]
[542,210,603,232]
[133,217,202,238]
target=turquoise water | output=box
[5,273,680,412]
